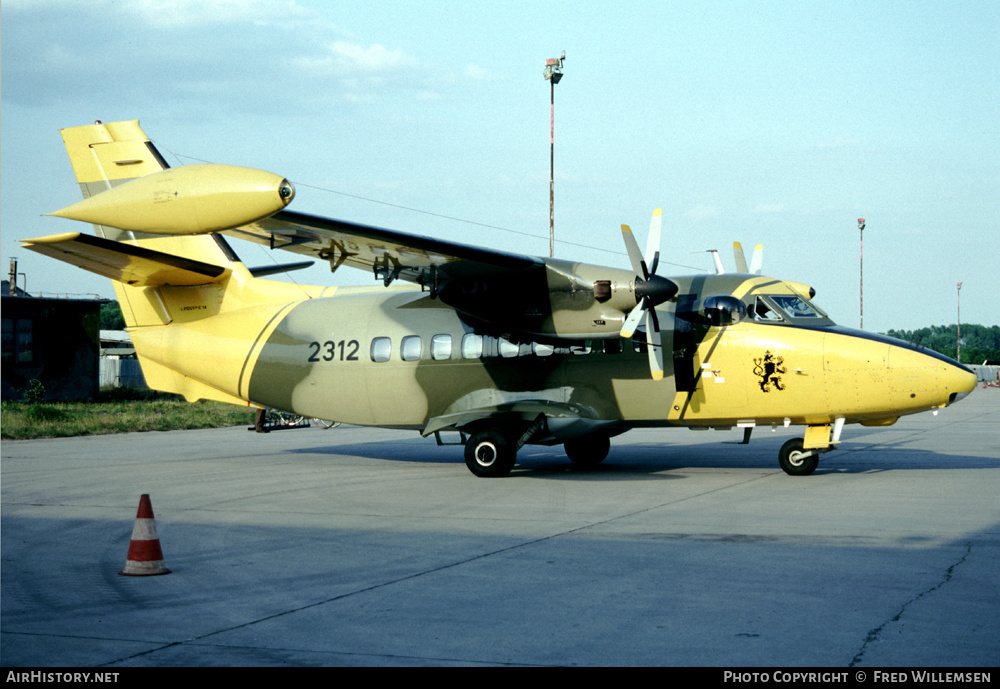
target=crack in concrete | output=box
[850,542,972,667]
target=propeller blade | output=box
[621,224,648,280]
[644,208,662,276]
[733,242,748,273]
[750,243,763,274]
[620,299,646,339]
[646,310,663,380]
[620,209,675,356]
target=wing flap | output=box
[21,232,228,287]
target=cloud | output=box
[464,64,491,81]
[754,203,786,213]
[815,137,861,150]
[1,1,429,112]
[124,0,311,29]
[293,41,419,78]
[686,205,721,221]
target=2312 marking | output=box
[308,340,359,362]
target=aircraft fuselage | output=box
[131,273,975,446]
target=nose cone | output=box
[823,327,978,421]
[942,360,977,405]
[887,340,977,409]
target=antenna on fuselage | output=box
[706,249,725,275]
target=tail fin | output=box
[58,120,242,327]
[30,120,329,406]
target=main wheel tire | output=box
[465,429,516,478]
[564,435,611,467]
[779,438,819,476]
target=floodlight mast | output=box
[858,218,865,329]
[544,52,565,258]
[957,282,963,363]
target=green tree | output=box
[884,324,1000,364]
[100,301,126,330]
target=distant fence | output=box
[971,365,999,383]
[99,358,147,389]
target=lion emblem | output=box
[753,350,786,392]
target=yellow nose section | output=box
[941,361,978,405]
[887,343,977,410]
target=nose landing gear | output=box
[778,438,819,476]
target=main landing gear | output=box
[563,434,611,468]
[464,429,517,478]
[462,424,611,478]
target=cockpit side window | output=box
[751,296,784,322]
[769,295,824,318]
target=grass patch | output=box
[1,389,254,440]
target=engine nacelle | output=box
[49,164,294,234]
[679,294,746,326]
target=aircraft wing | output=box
[225,209,543,288]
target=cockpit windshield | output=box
[768,295,826,319]
[750,294,830,324]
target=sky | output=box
[2,0,997,334]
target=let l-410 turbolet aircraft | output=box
[23,120,977,477]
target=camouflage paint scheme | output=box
[23,121,977,477]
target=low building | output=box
[2,282,104,401]
[100,329,147,389]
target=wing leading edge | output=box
[227,209,544,291]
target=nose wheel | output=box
[778,438,819,476]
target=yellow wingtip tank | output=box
[48,164,294,234]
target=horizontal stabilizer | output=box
[247,261,314,278]
[21,232,228,287]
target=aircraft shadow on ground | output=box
[290,436,998,478]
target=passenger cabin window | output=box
[498,338,520,358]
[401,335,422,362]
[533,343,554,357]
[371,337,391,363]
[431,334,452,360]
[456,334,619,360]
[462,333,483,359]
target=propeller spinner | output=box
[620,208,677,380]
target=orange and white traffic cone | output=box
[119,494,171,576]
